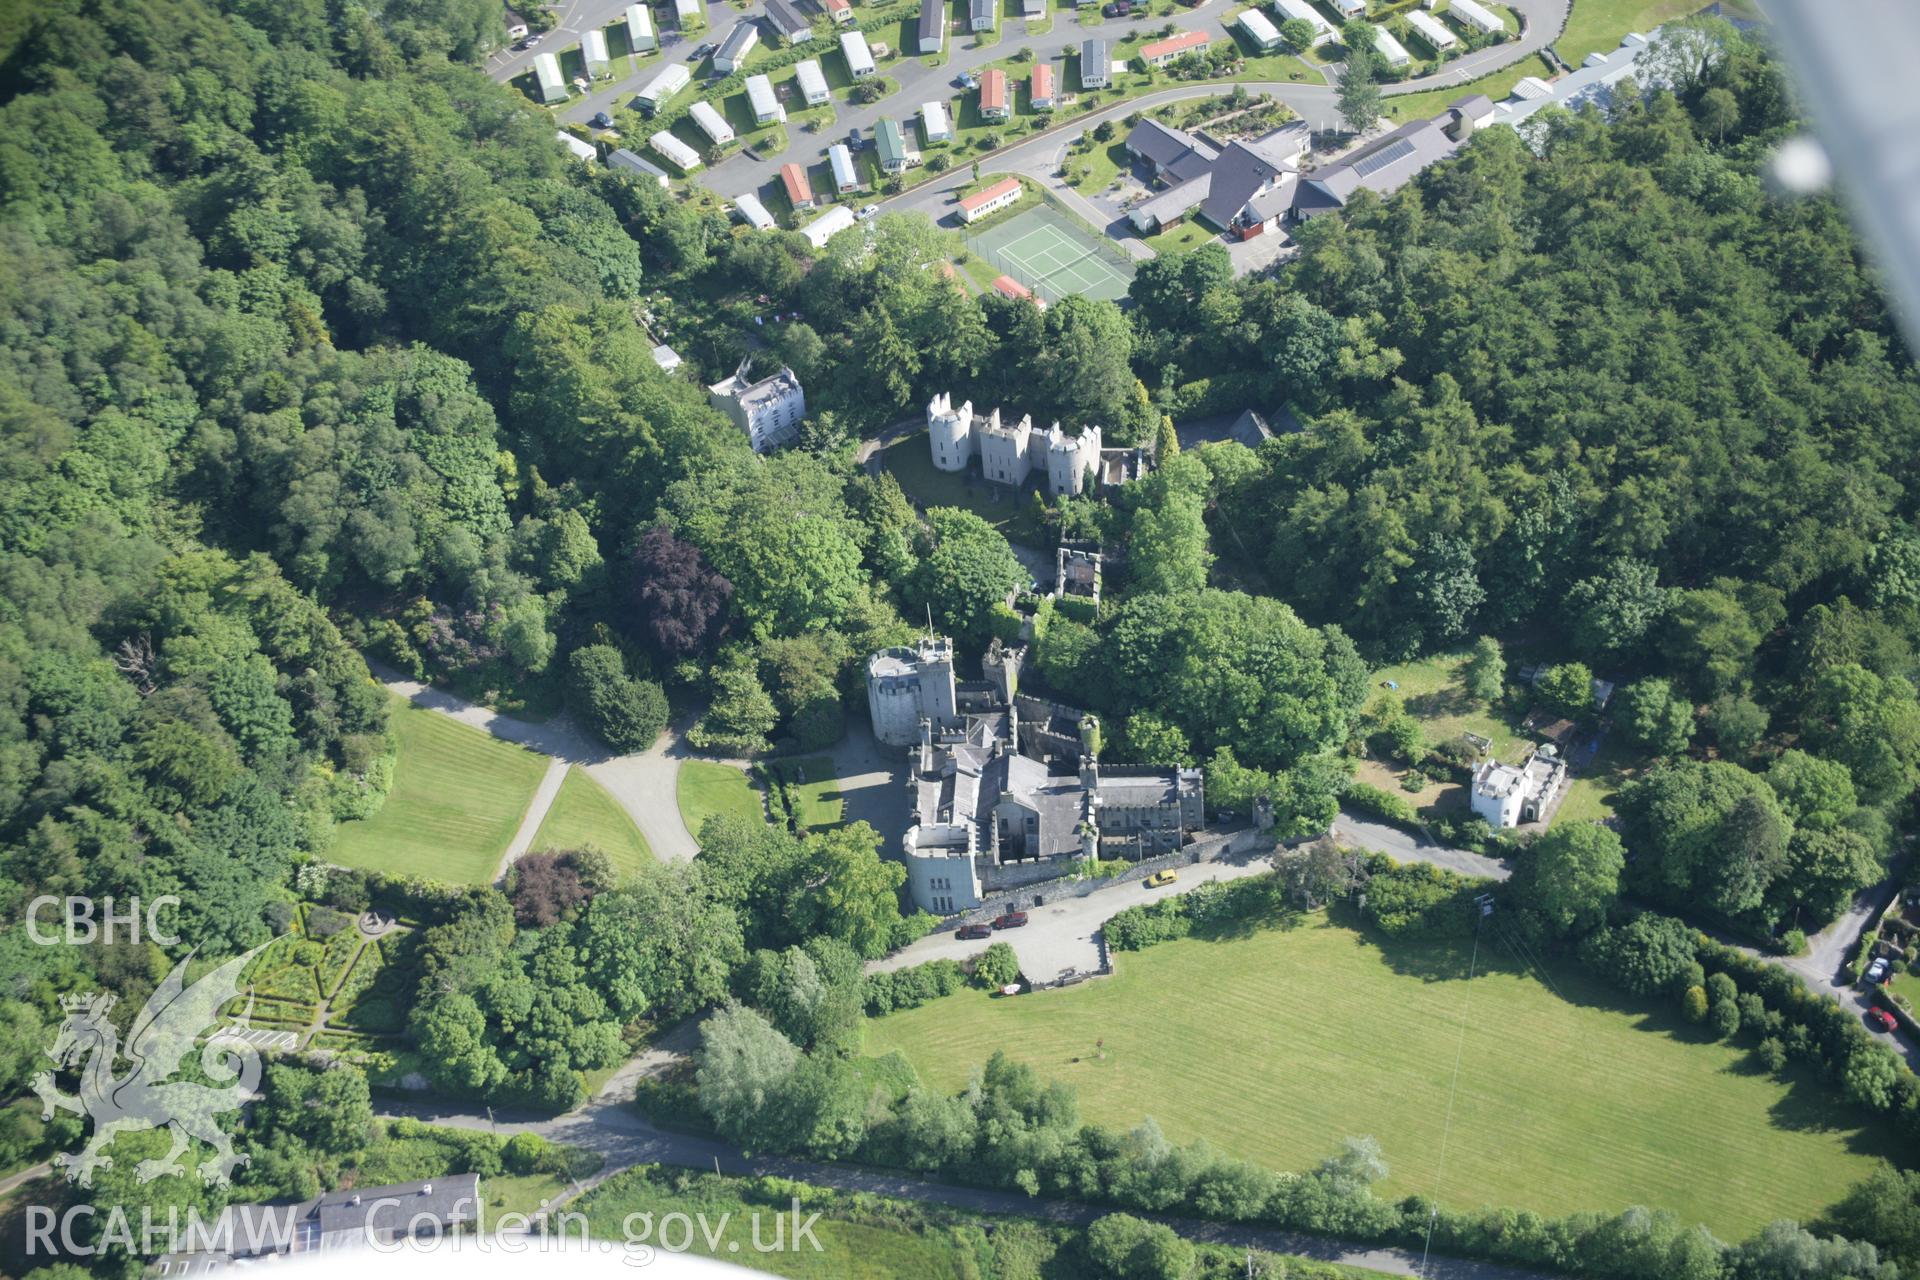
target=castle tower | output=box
[1044,422,1101,497]
[927,392,973,473]
[983,639,1024,705]
[865,635,961,748]
[917,634,958,730]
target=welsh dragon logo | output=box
[32,946,269,1188]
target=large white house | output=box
[1470,752,1565,828]
[708,360,806,451]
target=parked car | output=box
[1145,869,1178,888]
[846,126,863,149]
[856,203,880,221]
[522,32,543,47]
[956,923,992,940]
[1101,1,1130,16]
[690,42,714,58]
[993,910,1029,929]
[1869,1007,1899,1033]
[590,111,614,128]
[1866,956,1892,985]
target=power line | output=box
[1419,914,1482,1279]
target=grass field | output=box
[331,698,547,884]
[677,760,765,838]
[865,909,1898,1237]
[769,755,847,829]
[1557,0,1704,62]
[1372,651,1530,762]
[531,768,653,879]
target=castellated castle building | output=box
[866,635,1204,915]
[926,392,1103,498]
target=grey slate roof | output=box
[1081,36,1108,66]
[765,0,810,36]
[1448,92,1494,118]
[1296,116,1455,216]
[1199,139,1289,228]
[970,0,994,24]
[1125,117,1217,181]
[919,0,944,43]
[716,20,758,62]
[1134,175,1208,227]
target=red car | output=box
[956,923,993,940]
[993,911,1029,929]
[1868,1008,1899,1033]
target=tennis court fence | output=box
[969,199,1137,303]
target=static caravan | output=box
[840,30,876,78]
[713,20,759,73]
[734,191,778,230]
[1079,37,1110,88]
[1372,25,1411,65]
[1446,0,1504,35]
[625,3,657,51]
[828,143,861,192]
[532,51,568,103]
[1271,0,1336,45]
[795,58,831,104]
[1237,8,1281,51]
[921,100,952,144]
[1405,9,1456,48]
[635,62,691,113]
[802,204,857,249]
[555,131,597,162]
[609,147,671,185]
[581,28,611,75]
[746,73,786,123]
[675,0,704,26]
[689,98,736,144]
[650,129,703,171]
[781,161,817,210]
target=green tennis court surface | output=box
[968,205,1135,303]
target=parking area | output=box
[869,847,1276,985]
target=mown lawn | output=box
[531,767,654,880]
[677,760,765,838]
[879,427,1047,545]
[1371,650,1531,762]
[770,754,846,829]
[331,697,546,884]
[864,909,1898,1237]
[1557,0,1705,62]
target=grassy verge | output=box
[865,907,1897,1237]
[531,767,654,878]
[331,697,548,884]
[677,760,766,837]
[1143,219,1216,254]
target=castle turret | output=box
[983,639,1024,705]
[928,392,973,473]
[1044,422,1102,497]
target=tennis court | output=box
[968,205,1136,304]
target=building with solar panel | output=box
[1293,116,1456,217]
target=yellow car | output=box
[1145,869,1179,889]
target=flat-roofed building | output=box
[829,142,861,192]
[689,98,735,144]
[746,73,786,122]
[921,100,952,143]
[635,61,690,112]
[1237,8,1281,51]
[1405,8,1456,49]
[581,27,611,75]
[840,29,876,77]
[795,58,831,103]
[626,3,657,50]
[609,147,671,185]
[532,51,568,103]
[1446,0,1503,35]
[734,191,777,229]
[650,129,703,171]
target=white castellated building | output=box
[926,392,1102,498]
[865,635,961,748]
